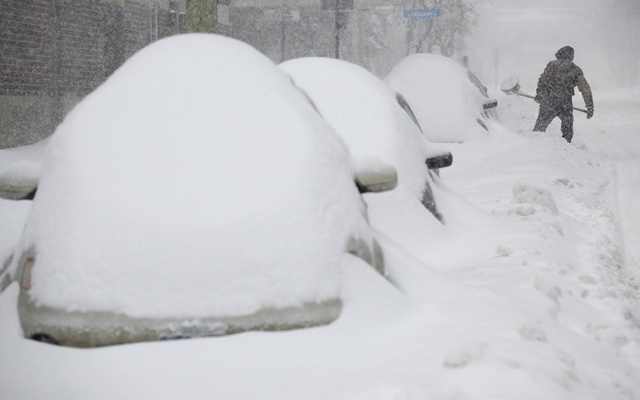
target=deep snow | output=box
[1,24,640,398]
[1,82,640,398]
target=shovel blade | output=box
[501,76,521,95]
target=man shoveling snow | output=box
[532,45,594,143]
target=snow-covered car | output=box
[280,57,452,220]
[385,53,499,143]
[0,34,397,348]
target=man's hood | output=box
[555,46,574,61]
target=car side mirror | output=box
[483,99,498,110]
[0,139,46,201]
[426,152,453,169]
[354,158,398,194]
[0,181,38,200]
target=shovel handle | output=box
[517,93,536,100]
[517,92,588,114]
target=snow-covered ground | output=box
[1,84,640,399]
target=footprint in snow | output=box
[443,342,488,368]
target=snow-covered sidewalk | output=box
[497,87,640,301]
[425,88,640,398]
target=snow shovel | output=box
[501,77,588,114]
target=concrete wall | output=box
[0,0,185,148]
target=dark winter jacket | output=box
[536,46,594,108]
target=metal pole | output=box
[51,0,63,126]
[281,6,286,62]
[494,48,499,90]
[334,0,339,59]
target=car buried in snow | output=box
[279,57,453,221]
[0,34,397,348]
[385,53,499,143]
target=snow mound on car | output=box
[385,53,489,143]
[23,34,370,318]
[280,57,429,201]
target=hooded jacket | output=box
[536,46,593,108]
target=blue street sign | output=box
[404,9,441,19]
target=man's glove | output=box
[587,106,594,119]
[534,94,542,103]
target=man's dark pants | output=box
[533,96,574,142]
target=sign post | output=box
[403,9,441,19]
[322,0,353,59]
